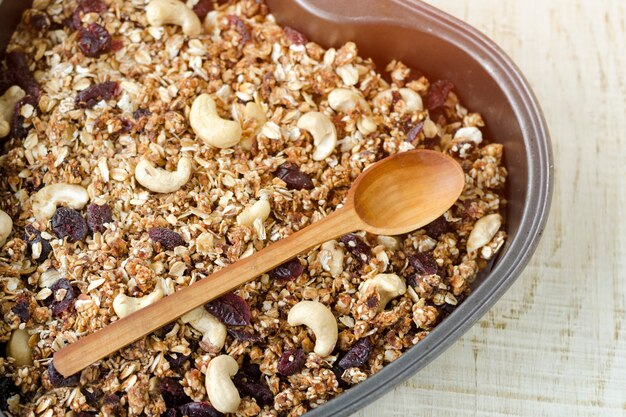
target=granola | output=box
[0,0,508,415]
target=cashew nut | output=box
[328,88,371,113]
[145,0,202,37]
[336,64,359,86]
[181,306,226,352]
[190,94,242,149]
[359,273,406,312]
[237,200,270,227]
[113,287,164,319]
[374,88,423,112]
[297,112,337,161]
[0,209,13,247]
[466,213,502,253]
[205,355,241,414]
[134,157,192,193]
[7,328,33,366]
[318,240,344,277]
[287,301,337,357]
[454,126,483,144]
[31,183,89,220]
[0,86,26,138]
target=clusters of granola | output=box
[0,0,507,416]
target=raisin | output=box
[11,295,30,323]
[48,360,80,387]
[49,278,76,317]
[75,81,119,108]
[6,51,41,98]
[268,258,304,282]
[166,402,223,417]
[24,225,52,262]
[277,349,306,376]
[133,108,151,119]
[408,252,437,276]
[149,227,186,250]
[204,293,251,326]
[275,163,314,190]
[239,360,262,381]
[439,294,465,319]
[26,11,51,31]
[166,353,191,370]
[340,234,372,264]
[330,362,349,388]
[227,15,251,44]
[87,203,113,233]
[52,207,88,242]
[192,0,214,20]
[81,386,103,407]
[426,79,454,111]
[233,374,273,406]
[406,121,424,143]
[11,95,38,139]
[158,378,191,408]
[78,23,112,57]
[227,328,261,342]
[338,338,372,368]
[423,215,449,237]
[0,377,19,411]
[283,26,307,45]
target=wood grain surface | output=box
[354,0,626,416]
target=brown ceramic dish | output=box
[0,0,553,415]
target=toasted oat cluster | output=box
[0,0,507,415]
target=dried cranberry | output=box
[283,26,307,45]
[204,293,251,326]
[27,11,51,31]
[338,338,372,368]
[192,0,214,20]
[11,95,38,139]
[167,402,223,417]
[408,252,437,276]
[49,278,76,317]
[87,203,113,233]
[11,295,30,323]
[406,121,424,143]
[277,349,305,376]
[133,108,151,119]
[149,227,186,250]
[268,258,304,282]
[52,207,88,242]
[158,378,191,408]
[340,234,371,264]
[426,79,454,111]
[239,360,262,381]
[78,23,112,57]
[233,373,273,406]
[6,51,41,98]
[166,353,191,370]
[330,362,349,388]
[75,81,119,108]
[227,15,251,44]
[275,163,314,190]
[48,360,80,387]
[423,215,449,237]
[77,0,108,14]
[81,386,103,407]
[0,377,19,411]
[227,328,261,342]
[24,225,52,262]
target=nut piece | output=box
[287,301,338,357]
[297,112,338,161]
[318,240,344,277]
[0,209,13,247]
[190,94,242,149]
[31,183,89,220]
[113,287,164,319]
[205,355,241,414]
[237,200,270,227]
[454,126,483,144]
[181,307,227,352]
[466,213,502,253]
[134,157,192,193]
[145,0,202,37]
[374,88,423,112]
[336,64,359,86]
[7,328,33,366]
[0,85,26,138]
[328,88,371,113]
[359,273,406,312]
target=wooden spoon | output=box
[54,149,464,377]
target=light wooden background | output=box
[355,0,626,416]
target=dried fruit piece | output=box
[422,215,449,237]
[11,295,30,323]
[192,0,214,20]
[275,163,314,190]
[340,234,371,264]
[52,207,88,243]
[158,378,192,408]
[78,0,108,14]
[76,412,97,417]
[233,370,273,407]
[426,79,454,111]
[405,121,424,143]
[75,81,119,108]
[6,51,41,98]
[283,26,307,45]
[268,258,304,282]
[338,338,372,368]
[49,278,76,317]
[408,251,437,275]
[87,203,113,233]
[204,293,251,326]
[149,227,186,250]
[11,95,38,139]
[133,108,151,119]
[166,353,191,370]
[227,328,261,342]
[165,402,223,417]
[48,360,80,387]
[26,11,51,31]
[81,386,103,407]
[78,23,112,57]
[227,15,251,44]
[102,394,122,416]
[24,225,52,262]
[0,377,19,411]
[277,349,306,376]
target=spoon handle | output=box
[53,205,361,377]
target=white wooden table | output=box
[355,0,626,416]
